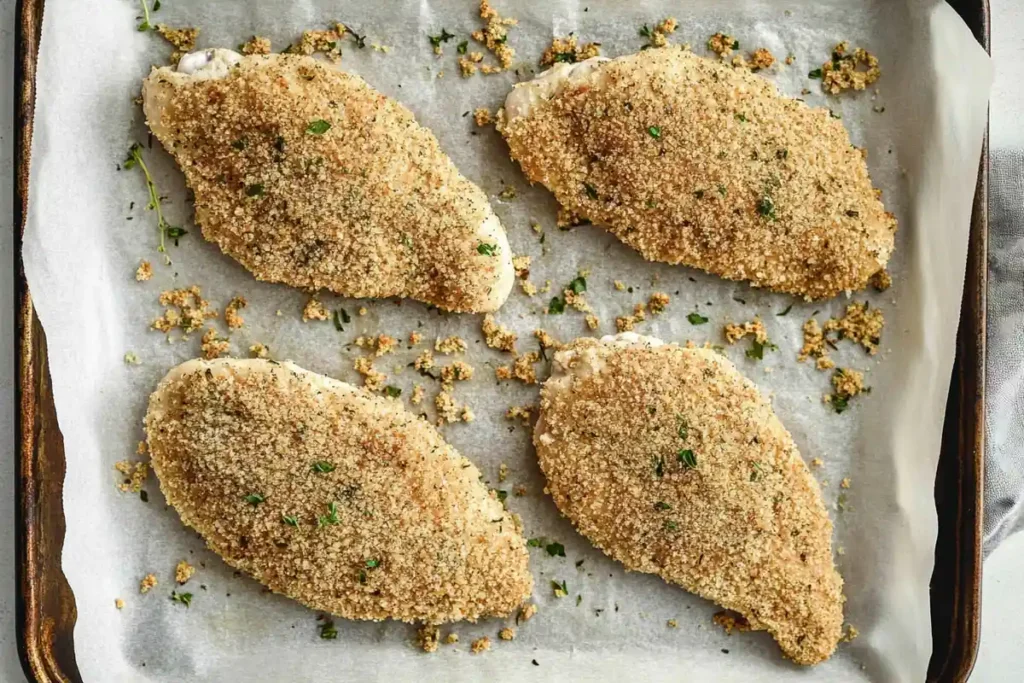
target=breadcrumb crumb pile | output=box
[135,261,153,282]
[224,296,247,329]
[152,286,217,335]
[175,560,195,584]
[539,34,601,66]
[818,42,881,94]
[115,460,149,493]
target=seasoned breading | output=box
[145,358,532,624]
[534,333,844,664]
[143,50,514,313]
[501,47,896,300]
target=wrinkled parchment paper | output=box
[23,1,991,680]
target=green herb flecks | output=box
[551,580,568,598]
[365,558,380,568]
[583,182,599,200]
[384,386,402,399]
[654,455,665,478]
[756,195,777,220]
[545,542,566,557]
[568,275,587,294]
[231,137,248,151]
[306,120,331,135]
[312,461,336,473]
[638,24,653,39]
[282,514,299,527]
[746,339,778,360]
[654,501,672,511]
[245,183,265,198]
[169,590,192,607]
[496,490,508,503]
[457,40,468,54]
[333,310,345,331]
[527,538,544,548]
[735,113,747,123]
[137,0,156,31]
[664,520,679,532]
[647,125,662,139]
[694,189,705,199]
[548,297,566,315]
[777,304,793,316]
[244,493,265,506]
[319,619,338,639]
[809,68,823,79]
[123,143,184,263]
[732,39,740,50]
[677,449,697,469]
[750,462,765,482]
[717,184,728,196]
[831,395,850,414]
[687,312,709,325]
[317,501,340,527]
[477,243,498,256]
[428,28,456,48]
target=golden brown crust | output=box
[143,53,512,312]
[534,337,843,664]
[501,47,896,300]
[146,358,532,624]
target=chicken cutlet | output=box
[533,333,844,664]
[143,50,514,312]
[145,358,532,623]
[500,47,896,300]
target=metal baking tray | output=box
[14,0,989,680]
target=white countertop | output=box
[0,1,1020,681]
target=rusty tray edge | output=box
[14,1,990,681]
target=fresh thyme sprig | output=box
[123,143,185,264]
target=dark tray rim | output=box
[14,0,990,680]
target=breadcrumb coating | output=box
[534,335,843,664]
[145,359,532,624]
[501,47,896,300]
[143,53,512,313]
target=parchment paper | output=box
[23,1,991,681]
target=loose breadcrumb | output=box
[519,603,538,622]
[354,356,387,392]
[840,477,851,489]
[139,574,158,594]
[466,0,517,75]
[819,42,880,94]
[840,625,860,642]
[435,336,468,355]
[115,461,149,493]
[294,24,347,62]
[417,624,440,653]
[302,297,330,322]
[224,296,247,329]
[534,329,563,351]
[585,314,600,330]
[124,352,141,365]
[869,270,892,291]
[512,352,540,384]
[811,458,824,468]
[358,307,368,316]
[440,361,475,388]
[798,318,830,367]
[470,636,492,654]
[357,334,398,357]
[200,328,230,360]
[135,261,153,281]
[411,385,425,405]
[498,626,515,641]
[156,25,198,64]
[409,331,424,346]
[137,441,148,455]
[495,366,513,381]
[240,35,272,55]
[249,343,269,358]
[435,389,462,424]
[482,314,517,352]
[153,286,217,335]
[667,619,679,628]
[175,560,195,584]
[115,598,125,610]
[445,633,460,644]
[539,34,601,67]
[512,255,531,278]
[824,302,884,354]
[724,319,768,345]
[648,292,670,314]
[513,485,527,497]
[519,280,538,297]
[498,462,509,482]
[474,108,494,127]
[707,32,738,57]
[506,405,534,424]
[750,48,775,71]
[825,368,867,413]
[785,53,796,66]
[616,303,648,332]
[414,349,435,372]
[613,280,626,291]
[713,611,752,635]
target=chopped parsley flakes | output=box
[319,619,339,639]
[647,125,662,139]
[677,449,697,469]
[244,493,265,506]
[654,501,672,511]
[312,461,336,473]
[317,501,340,527]
[428,28,455,48]
[306,120,331,135]
[169,590,192,607]
[551,580,568,598]
[545,542,566,557]
[384,386,403,398]
[687,312,709,325]
[477,243,498,256]
[282,514,299,527]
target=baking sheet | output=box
[21,0,991,681]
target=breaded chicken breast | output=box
[146,358,532,623]
[143,50,514,312]
[501,47,896,300]
[533,334,843,664]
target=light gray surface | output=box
[0,1,1019,682]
